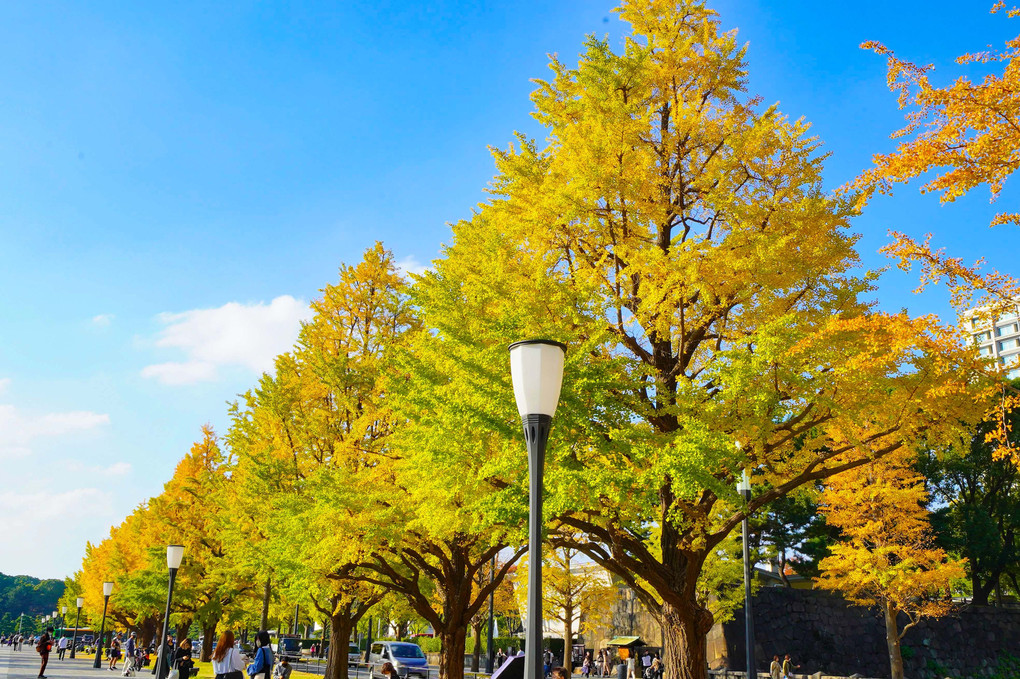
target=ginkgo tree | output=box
[817,451,966,679]
[429,1,993,678]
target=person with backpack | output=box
[36,626,53,679]
[246,631,274,679]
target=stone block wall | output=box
[713,587,1020,679]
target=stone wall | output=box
[712,587,1020,679]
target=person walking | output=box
[781,655,799,679]
[582,652,592,678]
[58,635,68,660]
[626,653,636,679]
[111,635,124,670]
[36,626,53,679]
[769,655,781,679]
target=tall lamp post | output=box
[61,607,67,643]
[93,582,114,669]
[156,545,185,679]
[737,470,756,679]
[70,597,84,659]
[485,555,496,674]
[509,339,566,679]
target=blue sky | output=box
[2,0,1018,579]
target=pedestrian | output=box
[58,635,68,660]
[175,639,195,679]
[650,659,663,679]
[641,652,652,678]
[380,662,399,679]
[769,655,781,679]
[211,631,246,679]
[781,655,799,679]
[109,635,122,670]
[246,631,274,679]
[272,658,292,679]
[36,626,53,679]
[582,652,592,678]
[627,653,636,679]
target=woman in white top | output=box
[211,631,247,679]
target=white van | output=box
[367,641,429,679]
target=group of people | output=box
[768,654,800,679]
[1,634,28,651]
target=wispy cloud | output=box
[141,295,312,385]
[0,406,111,460]
[395,255,429,279]
[92,314,115,327]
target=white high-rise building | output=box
[965,301,1020,380]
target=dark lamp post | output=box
[509,338,566,679]
[737,469,756,679]
[156,545,185,679]
[94,582,114,669]
[70,597,84,659]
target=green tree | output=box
[919,386,1020,606]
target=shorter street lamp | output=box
[61,607,67,641]
[156,545,185,679]
[70,597,84,659]
[737,470,756,679]
[93,582,114,669]
[509,339,566,679]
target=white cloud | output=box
[0,378,9,395]
[395,255,429,278]
[141,295,311,385]
[92,314,115,327]
[0,405,110,460]
[141,361,217,385]
[104,461,132,476]
[0,487,115,578]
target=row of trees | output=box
[65,2,1020,679]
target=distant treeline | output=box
[0,572,65,620]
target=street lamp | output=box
[70,597,84,659]
[93,582,114,669]
[509,339,566,679]
[156,545,185,679]
[61,607,67,642]
[737,469,756,679]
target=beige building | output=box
[965,302,1020,379]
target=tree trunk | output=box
[201,622,217,663]
[660,601,713,679]
[139,617,158,647]
[971,572,992,606]
[175,619,192,646]
[882,601,904,679]
[439,626,468,679]
[563,603,574,674]
[325,618,353,679]
[260,577,271,630]
[471,622,482,672]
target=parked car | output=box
[348,644,361,665]
[368,642,428,679]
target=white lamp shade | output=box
[103,582,114,597]
[76,597,84,608]
[509,339,566,417]
[736,469,751,493]
[62,606,67,614]
[52,610,58,617]
[167,544,185,569]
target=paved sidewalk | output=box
[0,647,113,679]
